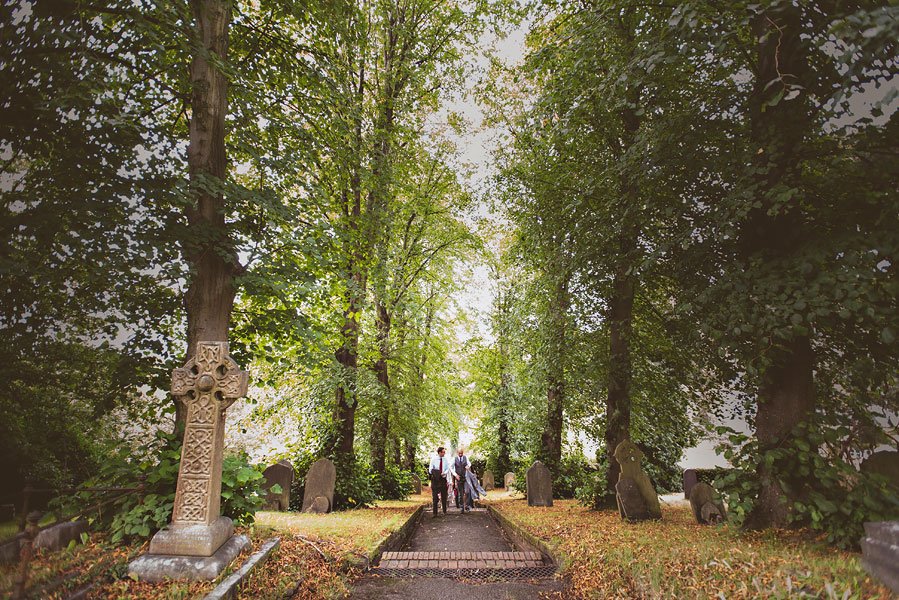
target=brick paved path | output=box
[378,550,544,569]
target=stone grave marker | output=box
[261,460,293,511]
[411,473,422,495]
[129,341,251,581]
[302,458,336,513]
[861,451,899,489]
[526,461,553,507]
[614,439,661,520]
[615,479,649,520]
[504,472,516,488]
[861,521,899,594]
[683,469,698,499]
[689,482,727,525]
[482,470,495,491]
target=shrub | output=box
[555,453,595,499]
[332,456,377,510]
[64,428,272,543]
[372,463,414,500]
[575,458,616,510]
[509,453,596,500]
[717,423,899,548]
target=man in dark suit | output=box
[428,446,450,516]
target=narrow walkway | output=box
[349,506,567,600]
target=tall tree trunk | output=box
[744,5,815,529]
[331,50,367,460]
[370,298,391,474]
[604,244,636,493]
[403,297,435,471]
[177,0,236,432]
[495,284,513,476]
[541,265,568,472]
[604,92,641,494]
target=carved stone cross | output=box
[149,341,248,557]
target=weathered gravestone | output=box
[615,479,649,520]
[411,474,422,495]
[482,470,495,491]
[261,460,294,511]
[614,439,661,521]
[302,458,336,513]
[526,461,553,507]
[861,451,899,489]
[129,342,251,582]
[861,521,899,594]
[683,469,699,500]
[504,472,516,489]
[689,482,727,525]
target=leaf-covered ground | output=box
[0,498,425,599]
[488,498,893,600]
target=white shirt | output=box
[428,454,452,477]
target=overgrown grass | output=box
[488,499,892,600]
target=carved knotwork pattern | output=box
[171,369,196,396]
[174,478,208,522]
[182,428,214,474]
[189,394,217,425]
[196,343,222,373]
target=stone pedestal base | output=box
[128,534,250,582]
[149,516,233,557]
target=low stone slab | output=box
[861,521,899,594]
[150,515,233,557]
[1,520,90,565]
[203,537,280,600]
[35,520,89,551]
[128,534,250,582]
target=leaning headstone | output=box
[861,451,899,489]
[689,482,727,525]
[129,342,251,582]
[482,470,495,491]
[261,460,293,511]
[861,521,899,594]
[683,469,698,499]
[302,458,336,513]
[615,479,650,520]
[411,474,422,495]
[614,440,661,520]
[504,472,516,489]
[526,461,553,507]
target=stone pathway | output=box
[349,506,567,600]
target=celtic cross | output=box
[169,341,248,527]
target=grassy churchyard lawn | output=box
[484,492,894,600]
[0,497,427,600]
[2,489,895,599]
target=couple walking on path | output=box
[428,446,487,515]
